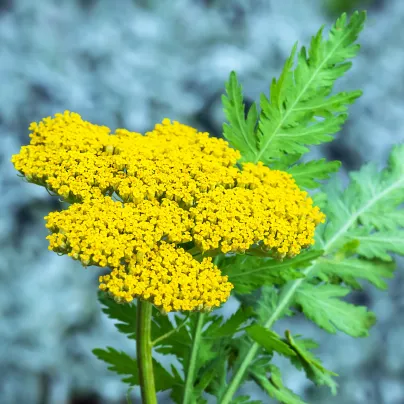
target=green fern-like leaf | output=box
[315,256,396,290]
[294,283,376,337]
[261,142,404,344]
[250,364,309,404]
[98,292,137,339]
[92,347,178,392]
[287,159,341,189]
[220,250,323,294]
[255,11,365,165]
[222,71,258,163]
[284,332,338,395]
[246,324,297,358]
[207,306,255,338]
[221,12,365,192]
[93,347,139,386]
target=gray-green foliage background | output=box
[1,0,403,403]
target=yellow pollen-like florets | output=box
[99,242,233,313]
[11,111,326,312]
[44,196,193,268]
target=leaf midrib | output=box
[254,29,350,164]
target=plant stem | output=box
[136,299,157,404]
[220,279,301,404]
[182,312,205,404]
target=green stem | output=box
[182,312,205,404]
[220,279,300,404]
[136,299,157,404]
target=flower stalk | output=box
[136,299,157,404]
[182,312,205,404]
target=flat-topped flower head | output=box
[12,111,326,311]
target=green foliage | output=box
[315,257,396,290]
[94,295,182,394]
[220,250,323,294]
[92,347,139,386]
[222,11,366,187]
[250,364,308,404]
[246,324,296,358]
[286,159,341,189]
[294,283,376,336]
[255,285,295,324]
[222,72,258,163]
[98,292,137,339]
[285,332,338,395]
[316,144,404,254]
[92,347,177,391]
[280,144,404,340]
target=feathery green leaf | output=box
[92,347,178,391]
[222,71,258,162]
[285,332,338,395]
[314,256,396,290]
[221,250,323,294]
[254,11,366,165]
[294,283,376,337]
[92,347,139,386]
[251,364,309,404]
[246,324,297,357]
[98,292,137,340]
[287,159,341,189]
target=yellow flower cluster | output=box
[44,196,194,268]
[11,111,126,202]
[99,242,232,313]
[11,111,325,312]
[189,162,325,258]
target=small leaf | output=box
[246,324,297,357]
[92,347,139,386]
[222,71,258,162]
[98,292,136,339]
[221,250,322,294]
[250,364,309,404]
[294,283,376,337]
[287,159,341,189]
[285,332,338,395]
[92,347,178,392]
[314,256,396,290]
[209,306,255,338]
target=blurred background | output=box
[1,0,404,403]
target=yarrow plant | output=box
[11,10,404,404]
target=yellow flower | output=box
[12,111,326,312]
[99,242,233,312]
[44,195,193,269]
